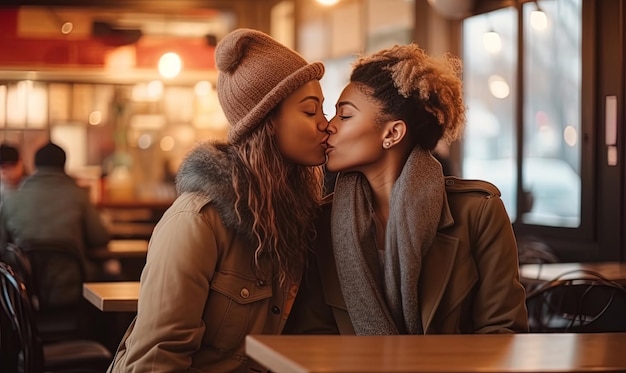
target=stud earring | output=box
[383,141,391,148]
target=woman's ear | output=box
[382,120,407,148]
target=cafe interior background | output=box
[0,0,425,202]
[1,0,625,262]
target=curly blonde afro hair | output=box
[351,43,466,148]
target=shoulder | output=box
[169,192,213,213]
[153,193,228,248]
[163,192,229,228]
[444,177,510,227]
[444,176,501,198]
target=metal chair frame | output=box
[526,269,626,333]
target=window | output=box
[462,0,583,229]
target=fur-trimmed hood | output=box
[175,141,254,241]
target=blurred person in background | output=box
[0,141,111,281]
[108,28,329,372]
[286,43,528,336]
[0,143,26,199]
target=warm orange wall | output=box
[0,8,215,70]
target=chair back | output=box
[3,241,86,342]
[0,262,44,373]
[526,269,626,333]
[24,246,84,311]
[1,243,39,308]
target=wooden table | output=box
[89,240,149,281]
[83,281,140,312]
[90,239,149,259]
[520,262,626,285]
[246,333,626,373]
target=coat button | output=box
[446,179,454,186]
[271,306,280,314]
[240,288,250,299]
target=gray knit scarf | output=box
[331,148,444,335]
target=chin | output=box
[310,149,329,166]
[325,161,340,173]
[311,155,327,166]
[325,153,343,171]
[291,153,326,167]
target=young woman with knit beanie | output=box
[108,28,329,372]
[285,44,528,336]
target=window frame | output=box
[460,0,617,262]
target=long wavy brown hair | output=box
[230,118,323,285]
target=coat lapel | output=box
[317,231,357,334]
[420,233,459,332]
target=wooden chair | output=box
[0,262,112,373]
[526,269,626,333]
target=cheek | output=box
[292,122,321,143]
[278,123,313,151]
[327,129,381,172]
[276,121,326,165]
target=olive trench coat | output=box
[286,177,529,335]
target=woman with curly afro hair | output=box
[286,44,528,336]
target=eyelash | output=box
[339,116,351,120]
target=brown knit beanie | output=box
[215,28,325,143]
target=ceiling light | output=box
[483,30,501,54]
[158,52,182,79]
[530,10,547,31]
[61,22,73,35]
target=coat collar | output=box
[175,141,255,242]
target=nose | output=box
[317,115,329,132]
[326,116,337,134]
